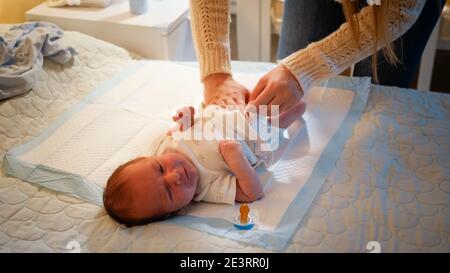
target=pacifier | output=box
[233,203,255,230]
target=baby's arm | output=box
[219,140,262,202]
[167,106,195,135]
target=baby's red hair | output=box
[103,157,168,226]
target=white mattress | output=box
[0,26,449,252]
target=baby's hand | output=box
[172,106,195,132]
[219,140,245,163]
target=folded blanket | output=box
[0,22,76,100]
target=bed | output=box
[0,25,449,253]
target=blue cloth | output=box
[277,0,446,88]
[0,22,76,100]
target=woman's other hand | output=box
[249,64,304,116]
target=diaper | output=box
[195,104,276,167]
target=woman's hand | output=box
[249,64,304,116]
[203,73,249,111]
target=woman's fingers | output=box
[273,101,307,128]
[226,98,238,108]
[266,95,285,116]
[232,97,246,114]
[252,88,289,116]
[248,64,304,115]
[249,87,274,110]
[275,98,296,116]
[233,92,246,107]
[250,77,267,101]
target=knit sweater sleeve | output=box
[189,0,232,81]
[280,0,426,93]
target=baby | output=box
[103,102,306,226]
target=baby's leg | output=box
[273,101,306,128]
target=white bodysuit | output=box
[149,105,277,205]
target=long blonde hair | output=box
[341,0,399,82]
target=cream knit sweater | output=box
[189,0,426,93]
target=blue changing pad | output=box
[3,61,370,250]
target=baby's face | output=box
[122,151,199,220]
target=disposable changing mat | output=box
[3,61,370,250]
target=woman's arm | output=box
[190,0,249,107]
[219,140,263,202]
[189,0,231,81]
[281,0,426,93]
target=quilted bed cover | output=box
[0,26,449,252]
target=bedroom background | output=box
[1,0,449,93]
[0,0,46,23]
